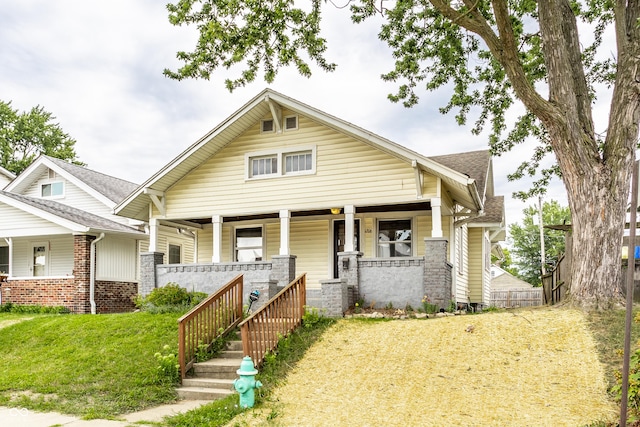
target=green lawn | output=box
[0,312,181,419]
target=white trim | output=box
[245,145,316,180]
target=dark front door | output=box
[333,219,360,278]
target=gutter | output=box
[90,233,105,315]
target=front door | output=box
[333,219,360,278]
[32,243,48,276]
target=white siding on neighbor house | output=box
[482,232,492,305]
[468,227,484,303]
[455,224,470,304]
[21,168,130,225]
[10,236,74,277]
[96,236,138,282]
[0,203,71,238]
[161,112,439,219]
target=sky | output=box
[0,1,580,238]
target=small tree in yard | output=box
[163,1,640,310]
[509,200,571,286]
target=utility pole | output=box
[539,195,546,276]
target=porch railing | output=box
[177,274,244,380]
[239,274,306,367]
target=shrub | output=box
[154,344,180,385]
[135,283,208,313]
[0,303,70,314]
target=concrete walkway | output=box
[0,400,210,427]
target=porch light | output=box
[331,208,342,215]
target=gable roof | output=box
[6,155,138,206]
[115,88,485,220]
[428,150,491,198]
[0,165,15,185]
[0,190,144,236]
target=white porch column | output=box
[431,197,443,238]
[344,205,355,252]
[4,238,12,277]
[279,209,291,256]
[212,215,222,263]
[148,218,159,252]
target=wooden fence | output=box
[177,274,244,380]
[542,253,568,305]
[239,274,306,368]
[490,288,543,308]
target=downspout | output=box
[90,233,105,315]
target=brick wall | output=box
[94,280,138,313]
[0,277,77,310]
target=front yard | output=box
[0,312,181,419]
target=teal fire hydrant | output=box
[233,356,262,408]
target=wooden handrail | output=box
[239,274,306,368]
[177,274,244,380]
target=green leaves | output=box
[0,100,82,176]
[164,0,336,90]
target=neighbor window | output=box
[168,244,181,264]
[41,182,64,197]
[0,246,8,273]
[235,227,263,262]
[377,219,412,257]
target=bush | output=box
[135,283,208,313]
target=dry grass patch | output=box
[232,307,617,426]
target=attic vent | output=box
[261,119,274,133]
[48,169,56,179]
[285,115,298,131]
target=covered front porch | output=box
[141,199,455,314]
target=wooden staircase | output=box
[176,340,243,400]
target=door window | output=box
[32,244,48,276]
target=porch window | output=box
[168,244,181,264]
[378,219,412,257]
[235,227,263,262]
[41,182,64,197]
[0,246,8,273]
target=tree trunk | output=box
[563,158,628,309]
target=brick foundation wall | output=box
[0,277,78,311]
[94,280,138,313]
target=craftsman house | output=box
[115,89,505,313]
[0,155,194,313]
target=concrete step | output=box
[192,358,241,379]
[176,386,235,400]
[182,377,235,390]
[225,340,243,351]
[221,349,244,359]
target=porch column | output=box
[212,215,222,263]
[431,197,443,238]
[148,218,159,252]
[3,238,12,277]
[344,205,355,252]
[279,209,290,256]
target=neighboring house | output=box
[490,265,532,289]
[0,155,193,313]
[115,89,505,311]
[0,166,15,189]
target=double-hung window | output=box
[377,219,412,257]
[168,244,181,264]
[250,155,278,178]
[235,227,263,262]
[284,151,312,174]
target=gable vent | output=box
[285,116,298,130]
[48,169,57,179]
[261,119,274,133]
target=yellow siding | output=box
[265,222,280,259]
[197,227,213,262]
[468,228,483,302]
[163,113,420,219]
[361,217,375,257]
[290,219,329,289]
